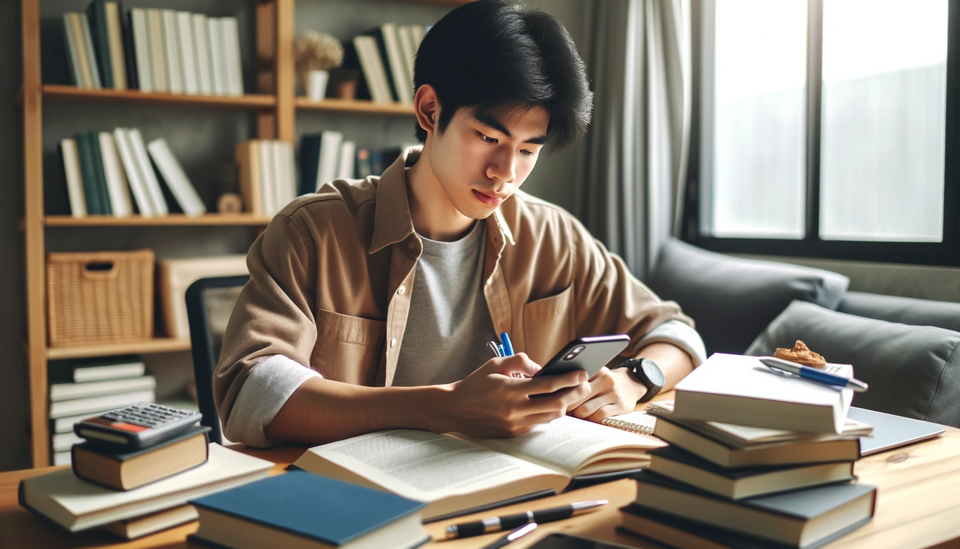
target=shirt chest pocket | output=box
[522,284,575,366]
[313,308,386,386]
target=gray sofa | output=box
[646,238,960,428]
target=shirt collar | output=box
[368,146,516,254]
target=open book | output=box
[293,415,664,521]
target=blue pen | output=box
[760,357,869,392]
[500,332,515,357]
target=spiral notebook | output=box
[602,408,659,438]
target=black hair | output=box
[413,0,593,150]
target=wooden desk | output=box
[3,429,960,548]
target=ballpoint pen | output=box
[445,500,608,539]
[760,357,869,392]
[500,332,515,357]
[480,522,537,549]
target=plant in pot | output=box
[295,31,344,101]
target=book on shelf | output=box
[74,132,106,215]
[147,9,167,92]
[299,131,344,195]
[62,14,85,88]
[646,446,855,500]
[104,1,129,91]
[53,451,72,466]
[49,389,155,420]
[218,18,244,96]
[292,415,663,521]
[129,9,152,92]
[59,138,87,217]
[85,131,113,215]
[647,401,865,468]
[51,375,156,402]
[235,140,296,216]
[19,443,272,532]
[146,137,207,216]
[207,17,225,96]
[102,504,198,540]
[52,431,84,453]
[337,140,357,180]
[72,426,211,491]
[369,23,412,105]
[176,11,199,95]
[74,12,103,89]
[161,10,183,94]
[126,128,170,215]
[98,132,133,217]
[352,35,393,103]
[112,127,154,216]
[673,353,855,434]
[192,14,213,95]
[398,25,417,89]
[340,42,373,102]
[86,0,115,89]
[631,471,876,549]
[73,358,146,383]
[190,471,429,549]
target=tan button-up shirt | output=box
[214,147,694,425]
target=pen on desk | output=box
[760,357,869,392]
[444,500,608,539]
[480,522,537,549]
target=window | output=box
[689,0,959,265]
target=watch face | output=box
[641,360,665,387]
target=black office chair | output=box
[185,275,250,444]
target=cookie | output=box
[773,340,827,368]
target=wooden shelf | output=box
[47,338,192,360]
[44,214,273,227]
[296,97,415,116]
[41,85,276,109]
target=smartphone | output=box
[527,533,638,549]
[533,334,630,379]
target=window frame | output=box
[684,0,960,267]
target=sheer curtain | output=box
[581,0,691,279]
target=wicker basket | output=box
[47,250,155,347]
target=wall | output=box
[0,0,589,472]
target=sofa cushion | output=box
[839,291,960,333]
[746,300,960,427]
[646,239,850,355]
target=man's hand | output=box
[438,353,591,438]
[568,367,644,422]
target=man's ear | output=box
[414,84,440,137]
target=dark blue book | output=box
[620,503,872,549]
[74,133,105,215]
[190,471,429,548]
[122,6,139,90]
[85,132,113,215]
[299,134,323,196]
[86,0,114,89]
[633,471,876,548]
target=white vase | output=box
[303,70,329,101]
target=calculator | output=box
[74,402,202,451]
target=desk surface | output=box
[3,426,960,548]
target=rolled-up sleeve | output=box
[214,214,319,432]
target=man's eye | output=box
[521,149,535,157]
[478,132,497,144]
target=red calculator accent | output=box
[111,422,149,432]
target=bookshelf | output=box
[21,0,470,467]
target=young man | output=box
[215,0,705,447]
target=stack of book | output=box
[299,131,411,194]
[235,140,297,216]
[63,1,244,96]
[20,443,272,540]
[49,358,154,466]
[620,354,879,548]
[347,24,428,104]
[59,129,206,218]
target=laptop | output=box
[848,406,946,456]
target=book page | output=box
[298,429,564,502]
[465,416,662,477]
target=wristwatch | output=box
[617,358,665,403]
